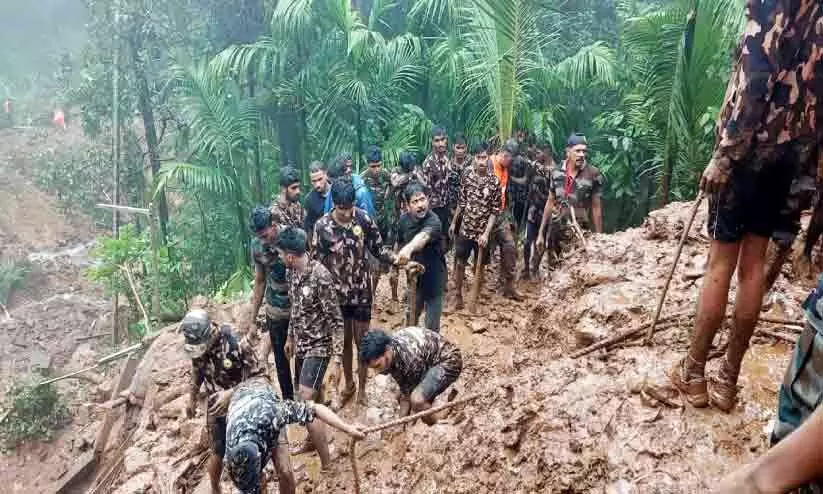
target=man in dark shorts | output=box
[416,126,453,251]
[388,151,420,301]
[450,142,502,309]
[670,0,823,413]
[360,327,462,425]
[313,179,398,406]
[277,226,344,453]
[182,309,263,494]
[523,141,555,279]
[247,206,294,401]
[395,183,447,331]
[716,274,823,494]
[218,376,364,494]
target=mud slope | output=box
[47,201,816,493]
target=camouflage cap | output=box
[226,440,263,494]
[181,310,212,358]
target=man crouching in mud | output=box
[359,327,462,424]
[215,376,364,494]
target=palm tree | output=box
[154,61,259,275]
[621,0,743,205]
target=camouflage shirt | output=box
[225,377,315,482]
[415,153,451,209]
[360,168,392,221]
[384,327,462,395]
[447,156,471,211]
[715,0,823,166]
[458,168,502,241]
[528,161,554,223]
[270,199,305,229]
[251,233,290,319]
[550,161,603,229]
[312,209,393,306]
[287,260,344,359]
[191,323,263,396]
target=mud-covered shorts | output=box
[415,353,463,403]
[294,355,330,391]
[708,142,809,243]
[341,303,372,322]
[454,234,490,264]
[209,412,228,457]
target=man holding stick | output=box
[670,0,823,412]
[450,142,501,310]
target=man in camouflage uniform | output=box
[276,226,344,456]
[360,327,462,425]
[313,179,398,406]
[416,126,453,250]
[450,142,502,310]
[182,309,263,494]
[671,0,823,413]
[221,376,364,494]
[523,141,556,279]
[490,139,525,301]
[247,206,294,402]
[446,132,470,221]
[387,151,420,301]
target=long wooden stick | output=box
[349,393,481,493]
[645,191,705,344]
[468,249,486,314]
[120,264,151,334]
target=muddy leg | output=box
[354,320,370,406]
[273,432,296,494]
[453,260,466,310]
[805,199,823,258]
[208,453,223,494]
[763,243,791,294]
[712,234,769,412]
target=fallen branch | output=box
[755,328,797,344]
[76,333,111,342]
[120,264,151,333]
[571,311,692,358]
[0,301,10,319]
[758,316,804,328]
[349,440,361,494]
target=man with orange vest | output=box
[488,138,524,301]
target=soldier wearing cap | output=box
[221,376,365,494]
[182,309,263,494]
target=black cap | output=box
[567,133,587,147]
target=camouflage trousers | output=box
[772,321,823,493]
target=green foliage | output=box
[0,260,31,306]
[0,380,70,449]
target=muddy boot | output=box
[501,244,524,301]
[709,360,740,413]
[668,356,708,408]
[453,262,465,310]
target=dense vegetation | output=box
[6,0,744,329]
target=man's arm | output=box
[187,362,204,417]
[364,214,396,265]
[320,274,344,362]
[311,403,365,439]
[537,193,555,239]
[716,406,823,493]
[249,266,266,331]
[591,195,603,233]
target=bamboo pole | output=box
[468,249,486,315]
[120,265,150,334]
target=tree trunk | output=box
[356,103,363,174]
[248,81,264,203]
[128,33,170,243]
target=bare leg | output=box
[804,199,823,258]
[208,453,223,494]
[453,259,466,310]
[687,240,740,372]
[306,420,332,468]
[273,434,296,494]
[293,385,320,455]
[712,234,770,411]
[354,320,370,406]
[763,243,791,295]
[342,319,354,392]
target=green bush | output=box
[0,380,69,449]
[0,259,30,305]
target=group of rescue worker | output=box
[175,0,823,491]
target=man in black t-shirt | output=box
[395,183,447,332]
[303,161,330,244]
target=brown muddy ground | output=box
[46,201,812,494]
